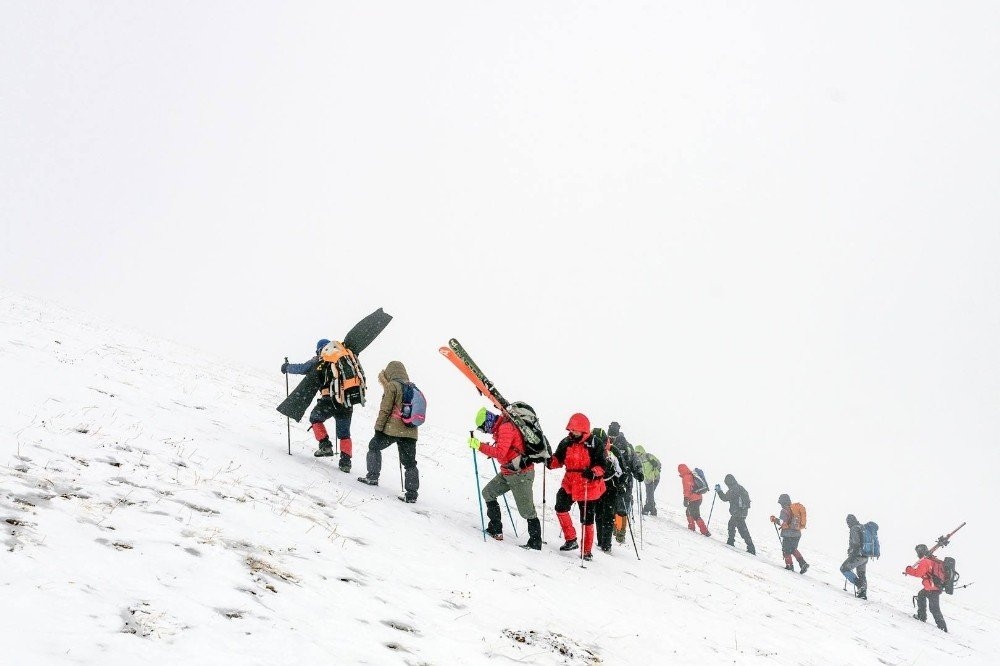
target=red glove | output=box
[770,515,778,524]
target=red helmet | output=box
[565,413,590,433]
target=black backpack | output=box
[506,402,552,467]
[931,556,960,595]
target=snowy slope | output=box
[1,289,996,665]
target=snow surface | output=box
[2,288,997,665]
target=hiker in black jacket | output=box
[714,474,755,555]
[608,422,644,543]
[840,514,868,599]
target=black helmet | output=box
[915,544,929,558]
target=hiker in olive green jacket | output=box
[634,446,661,516]
[357,361,420,503]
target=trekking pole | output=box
[491,458,519,538]
[773,522,782,547]
[284,358,291,456]
[470,431,486,542]
[581,482,588,569]
[399,461,404,493]
[541,465,547,544]
[636,483,643,549]
[626,504,641,561]
[707,491,717,528]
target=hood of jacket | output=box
[677,463,692,476]
[381,360,409,384]
[724,473,737,487]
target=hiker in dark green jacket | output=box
[634,445,661,516]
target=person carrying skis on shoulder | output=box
[841,514,868,599]
[608,422,644,542]
[468,407,541,549]
[678,464,711,537]
[282,338,357,472]
[547,413,607,561]
[714,474,755,555]
[634,445,660,516]
[770,493,809,573]
[904,544,948,632]
[357,361,420,503]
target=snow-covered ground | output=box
[2,288,996,665]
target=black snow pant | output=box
[365,431,419,501]
[840,556,868,590]
[727,514,755,553]
[595,486,618,548]
[916,589,947,631]
[554,488,597,525]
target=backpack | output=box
[930,556,960,594]
[320,341,366,407]
[861,521,880,558]
[692,468,709,495]
[395,381,427,427]
[506,402,552,466]
[735,486,751,512]
[789,502,807,529]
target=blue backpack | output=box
[692,467,710,495]
[396,381,427,427]
[861,521,880,558]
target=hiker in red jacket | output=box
[904,544,948,632]
[469,407,540,550]
[677,464,710,536]
[547,413,607,561]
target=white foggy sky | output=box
[3,2,999,610]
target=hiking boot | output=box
[702,530,712,537]
[357,477,378,486]
[913,614,926,622]
[314,439,334,457]
[614,530,626,544]
[487,531,503,541]
[519,542,541,551]
[398,495,416,503]
[785,564,795,571]
[582,552,593,561]
[521,518,541,550]
[600,544,612,553]
[338,454,351,473]
[799,562,810,574]
[747,548,756,556]
[726,540,735,547]
[855,588,867,600]
[559,539,579,552]
[937,624,948,633]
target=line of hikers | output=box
[282,337,952,634]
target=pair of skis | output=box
[438,338,542,447]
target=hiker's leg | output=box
[916,590,929,620]
[840,558,860,585]
[727,516,737,545]
[928,591,946,630]
[398,439,419,501]
[507,469,537,520]
[365,431,394,480]
[554,488,577,541]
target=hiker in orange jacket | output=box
[677,464,710,537]
[769,493,809,574]
[547,413,607,561]
[904,544,948,632]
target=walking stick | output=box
[284,357,291,456]
[399,461,404,493]
[636,482,644,549]
[773,521,782,547]
[541,465,547,544]
[581,481,588,568]
[470,431,486,541]
[626,506,641,560]
[491,458,519,537]
[707,491,717,527]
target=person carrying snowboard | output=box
[282,338,359,472]
[468,407,541,549]
[678,464,711,537]
[547,414,607,561]
[714,474,755,555]
[904,544,948,632]
[634,445,660,516]
[607,422,643,543]
[770,493,809,573]
[356,360,420,503]
[841,514,868,599]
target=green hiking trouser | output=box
[482,468,537,520]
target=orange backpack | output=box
[320,341,366,407]
[790,502,808,529]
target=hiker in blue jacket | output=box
[840,514,868,599]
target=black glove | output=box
[581,468,597,481]
[281,361,289,373]
[317,395,334,406]
[635,471,644,482]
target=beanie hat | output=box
[316,338,331,354]
[475,407,499,433]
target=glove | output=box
[683,498,690,507]
[280,361,289,373]
[635,471,645,482]
[468,437,481,451]
[317,395,334,406]
[714,483,722,492]
[770,515,778,524]
[581,468,597,481]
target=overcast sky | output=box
[3,2,999,611]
